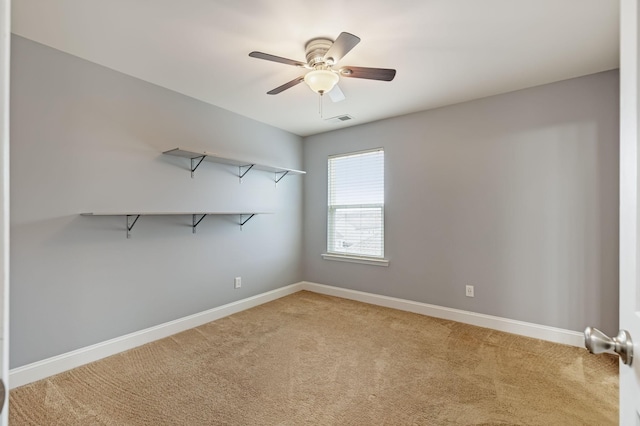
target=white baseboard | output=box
[9,283,304,389]
[10,281,585,389]
[300,282,585,348]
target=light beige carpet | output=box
[10,291,618,425]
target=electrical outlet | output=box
[234,277,242,289]
[465,285,474,297]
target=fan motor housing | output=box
[305,38,333,66]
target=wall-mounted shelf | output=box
[163,148,306,183]
[81,212,271,238]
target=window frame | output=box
[324,148,389,267]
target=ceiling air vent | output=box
[325,114,354,124]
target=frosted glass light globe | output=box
[304,69,339,94]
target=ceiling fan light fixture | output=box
[304,69,339,94]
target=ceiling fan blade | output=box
[249,51,307,67]
[323,32,361,64]
[339,66,396,81]
[328,84,346,102]
[267,76,305,95]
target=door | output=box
[620,0,640,422]
[0,0,9,423]
[586,1,640,424]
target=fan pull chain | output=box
[318,93,323,118]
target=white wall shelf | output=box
[81,212,271,238]
[163,147,306,183]
[82,150,296,238]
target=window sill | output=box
[321,253,390,267]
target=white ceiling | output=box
[11,0,619,137]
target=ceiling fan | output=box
[249,32,396,102]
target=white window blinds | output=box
[327,148,384,258]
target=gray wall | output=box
[303,70,620,336]
[10,36,304,368]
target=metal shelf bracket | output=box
[190,156,206,178]
[192,214,208,234]
[238,164,255,183]
[275,170,289,186]
[239,213,256,230]
[126,214,141,239]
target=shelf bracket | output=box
[239,213,256,230]
[190,156,206,178]
[238,164,255,183]
[274,170,289,186]
[126,214,141,239]
[192,214,207,234]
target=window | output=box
[326,148,385,261]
